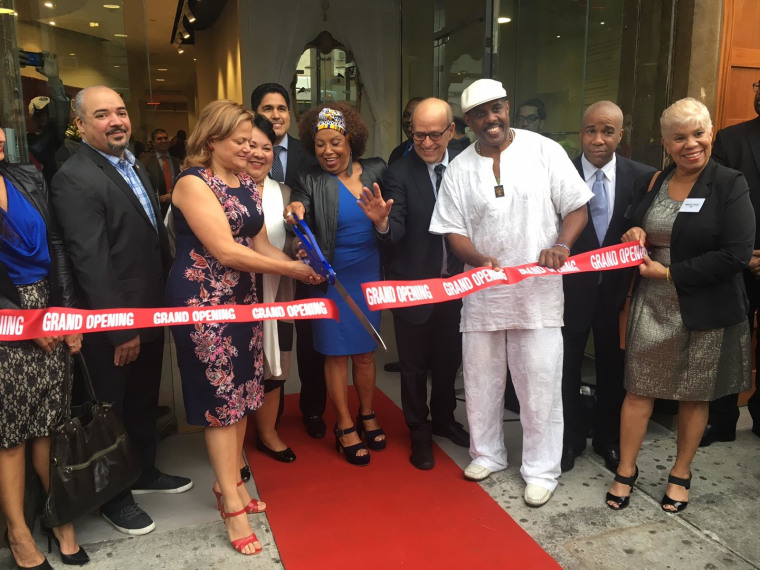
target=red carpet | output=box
[245,390,558,569]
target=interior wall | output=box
[400,0,434,147]
[194,0,243,109]
[239,0,401,159]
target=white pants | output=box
[462,328,563,491]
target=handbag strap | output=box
[57,351,73,421]
[76,352,100,403]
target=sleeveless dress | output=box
[624,173,751,401]
[165,166,265,426]
[311,180,381,355]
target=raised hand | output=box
[357,182,393,232]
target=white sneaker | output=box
[463,463,491,481]
[524,483,553,507]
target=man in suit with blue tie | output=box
[250,82,325,438]
[561,101,655,472]
[359,97,468,469]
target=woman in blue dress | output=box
[286,104,387,466]
[167,101,320,556]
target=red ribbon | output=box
[361,241,646,311]
[0,299,338,342]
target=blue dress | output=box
[165,167,265,426]
[312,180,381,355]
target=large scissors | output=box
[291,216,387,352]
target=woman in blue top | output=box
[286,104,388,466]
[0,128,87,569]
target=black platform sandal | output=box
[605,466,639,511]
[661,473,691,513]
[356,411,386,451]
[334,425,370,466]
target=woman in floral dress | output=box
[166,101,320,556]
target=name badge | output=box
[679,198,705,213]
[494,185,505,198]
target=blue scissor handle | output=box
[292,218,336,286]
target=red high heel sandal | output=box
[213,480,266,514]
[220,507,262,555]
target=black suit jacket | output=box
[563,155,656,332]
[50,143,171,346]
[284,136,317,189]
[378,148,464,324]
[628,160,754,330]
[712,116,760,247]
[142,152,182,196]
[388,139,414,165]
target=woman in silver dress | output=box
[606,98,754,513]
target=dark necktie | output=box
[270,145,285,183]
[590,169,609,244]
[434,163,445,195]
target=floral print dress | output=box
[166,167,265,426]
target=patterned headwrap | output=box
[315,107,347,136]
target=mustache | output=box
[106,127,127,136]
[485,121,503,130]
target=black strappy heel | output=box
[605,466,639,511]
[334,425,370,466]
[356,411,386,451]
[661,473,691,513]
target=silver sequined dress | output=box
[624,173,751,401]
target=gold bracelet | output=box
[666,267,672,284]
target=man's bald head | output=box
[582,101,623,130]
[411,98,454,164]
[580,101,624,168]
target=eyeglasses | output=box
[517,114,540,124]
[411,129,449,142]
[754,82,760,93]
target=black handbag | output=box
[43,352,141,527]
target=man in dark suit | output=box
[51,86,192,535]
[700,78,760,446]
[388,97,424,165]
[561,100,655,472]
[250,82,326,438]
[359,97,468,469]
[141,128,181,219]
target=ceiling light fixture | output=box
[497,17,511,24]
[89,21,99,27]
[49,21,56,25]
[103,4,120,8]
[114,33,127,37]
[177,47,184,54]
[0,8,15,14]
[179,24,190,40]
[44,2,54,8]
[156,78,165,82]
[157,67,167,71]
[183,4,196,23]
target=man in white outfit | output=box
[429,79,592,507]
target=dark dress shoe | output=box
[303,415,326,439]
[256,437,296,463]
[699,423,736,447]
[561,446,583,473]
[410,443,435,470]
[432,421,470,447]
[595,446,620,472]
[383,361,402,373]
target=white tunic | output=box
[429,130,592,332]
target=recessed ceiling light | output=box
[155,78,165,82]
[556,35,561,38]
[114,33,127,37]
[193,58,196,61]
[157,68,167,71]
[89,21,99,27]
[497,17,511,24]
[103,3,120,8]
[113,65,120,68]
[49,21,56,26]
[177,47,184,54]
[69,52,75,56]
[600,21,605,25]
[44,2,54,8]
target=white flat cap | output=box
[461,79,507,113]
